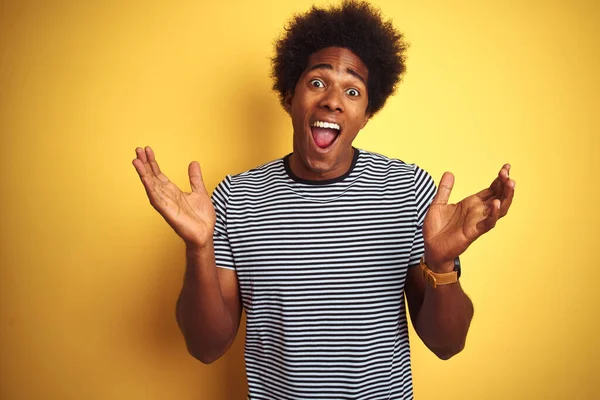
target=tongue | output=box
[312,127,338,148]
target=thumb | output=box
[431,172,454,205]
[188,161,207,194]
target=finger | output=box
[145,146,161,174]
[477,163,511,201]
[490,164,510,197]
[497,163,510,186]
[498,179,516,217]
[476,183,496,201]
[132,151,175,212]
[145,146,169,183]
[132,158,162,204]
[476,199,501,234]
[431,172,454,205]
[135,147,153,177]
[136,146,160,183]
[188,161,208,194]
[132,158,149,179]
[136,147,148,163]
[491,164,509,191]
[133,157,158,190]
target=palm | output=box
[424,196,486,266]
[422,166,515,267]
[132,147,215,248]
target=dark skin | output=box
[285,47,370,181]
[132,147,241,363]
[132,46,515,363]
[407,164,514,358]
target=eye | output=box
[310,79,325,88]
[346,88,360,97]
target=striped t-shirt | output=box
[211,148,437,400]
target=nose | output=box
[318,88,344,113]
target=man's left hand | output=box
[422,164,515,272]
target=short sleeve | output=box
[408,165,437,267]
[211,175,235,270]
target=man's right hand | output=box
[132,146,216,249]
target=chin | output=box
[293,130,347,179]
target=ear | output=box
[360,111,371,129]
[284,90,293,114]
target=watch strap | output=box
[420,256,459,288]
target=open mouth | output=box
[310,120,341,149]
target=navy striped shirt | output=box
[211,148,437,400]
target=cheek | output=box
[292,101,312,126]
[350,110,367,127]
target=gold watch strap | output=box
[419,256,458,288]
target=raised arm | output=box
[405,164,515,359]
[132,146,242,363]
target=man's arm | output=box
[132,146,242,364]
[406,163,514,359]
[176,241,242,364]
[404,266,473,360]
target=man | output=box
[132,1,515,399]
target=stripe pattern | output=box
[211,149,436,400]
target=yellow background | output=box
[1,0,598,399]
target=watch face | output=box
[454,257,461,278]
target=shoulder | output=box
[212,156,287,200]
[229,157,286,185]
[357,149,433,184]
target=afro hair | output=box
[271,0,408,116]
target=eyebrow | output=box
[308,63,367,85]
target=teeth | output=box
[312,121,340,131]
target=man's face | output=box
[285,47,370,181]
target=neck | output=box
[288,147,356,182]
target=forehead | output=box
[305,47,369,82]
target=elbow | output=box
[176,320,231,364]
[186,343,224,364]
[432,342,465,360]
[195,354,219,365]
[183,331,233,364]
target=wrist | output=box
[185,238,214,256]
[423,252,454,274]
[420,256,461,288]
[423,257,455,274]
[184,238,217,279]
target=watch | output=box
[420,256,461,288]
